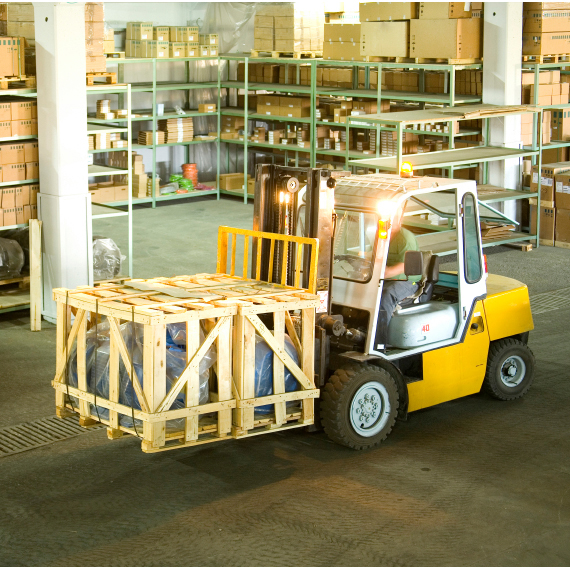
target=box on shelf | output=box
[360,21,409,57]
[85,21,104,40]
[10,100,34,120]
[127,22,153,40]
[419,2,472,19]
[554,173,570,209]
[0,37,25,77]
[530,205,556,242]
[154,26,170,41]
[0,121,11,138]
[0,143,26,164]
[521,70,561,85]
[552,108,570,140]
[84,3,104,22]
[3,207,16,226]
[199,34,219,46]
[323,40,365,61]
[219,173,250,190]
[86,55,106,73]
[3,163,26,182]
[25,161,38,179]
[556,208,570,243]
[523,32,570,55]
[2,187,15,208]
[410,18,481,60]
[359,2,417,21]
[169,42,186,58]
[523,9,570,32]
[324,23,361,42]
[198,103,216,113]
[531,162,570,202]
[11,119,36,137]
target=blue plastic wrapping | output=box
[67,320,215,432]
[254,334,300,415]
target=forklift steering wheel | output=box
[334,254,370,271]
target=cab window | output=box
[462,193,483,283]
[333,210,376,283]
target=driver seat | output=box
[398,252,440,308]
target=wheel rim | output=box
[349,381,392,437]
[500,355,526,387]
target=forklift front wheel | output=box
[483,338,535,401]
[321,364,399,450]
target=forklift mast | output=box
[252,164,338,307]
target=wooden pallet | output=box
[0,75,36,89]
[365,56,414,64]
[53,227,320,453]
[104,52,125,59]
[0,274,30,289]
[86,72,117,86]
[506,242,533,252]
[523,54,570,64]
[251,50,322,60]
[412,58,482,65]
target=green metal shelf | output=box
[0,222,29,231]
[221,108,312,124]
[88,164,128,177]
[0,134,37,143]
[87,123,128,135]
[221,81,312,94]
[223,139,310,153]
[316,87,481,104]
[0,178,38,188]
[87,110,218,123]
[91,203,129,219]
[97,189,219,207]
[134,139,218,150]
[0,87,36,97]
[130,81,219,92]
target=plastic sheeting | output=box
[67,320,216,432]
[0,237,24,280]
[1,228,29,273]
[92,235,124,281]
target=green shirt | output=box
[386,228,422,282]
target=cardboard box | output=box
[168,42,186,58]
[3,207,16,226]
[324,41,366,61]
[531,162,570,202]
[127,22,153,40]
[169,26,199,42]
[85,3,104,22]
[154,27,170,42]
[279,106,311,118]
[410,18,481,60]
[86,55,106,73]
[15,205,24,224]
[22,204,32,223]
[200,46,211,57]
[199,34,219,46]
[531,205,556,242]
[555,208,570,243]
[419,2,472,19]
[10,100,33,120]
[198,103,217,113]
[0,103,11,122]
[0,209,3,227]
[279,96,311,108]
[552,108,570,140]
[523,32,570,55]
[0,121,11,138]
[24,140,39,161]
[3,163,25,182]
[11,119,34,137]
[521,70,561,85]
[554,173,570,209]
[219,173,250,191]
[359,2,417,21]
[360,21,409,57]
[255,15,274,28]
[0,143,25,165]
[25,161,38,179]
[0,37,25,77]
[523,9,570,32]
[324,23,361,42]
[85,21,104,40]
[2,187,15,208]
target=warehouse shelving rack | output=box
[0,86,39,233]
[218,54,484,201]
[346,104,543,252]
[91,56,221,208]
[87,83,134,278]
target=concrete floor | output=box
[1,196,570,566]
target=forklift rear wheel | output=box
[483,338,535,401]
[320,364,399,450]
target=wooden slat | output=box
[256,236,262,280]
[272,310,286,427]
[108,322,120,429]
[294,243,302,289]
[76,313,91,420]
[268,238,275,282]
[216,317,232,436]
[242,234,249,279]
[285,311,302,359]
[107,317,150,413]
[184,320,200,442]
[29,219,42,332]
[246,314,313,390]
[230,233,237,276]
[143,324,167,448]
[280,241,289,286]
[53,309,86,384]
[54,302,70,411]
[301,307,316,424]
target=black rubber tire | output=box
[482,338,535,401]
[320,363,399,450]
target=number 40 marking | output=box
[422,324,430,333]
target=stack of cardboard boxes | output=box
[0,2,34,76]
[410,2,482,60]
[85,3,105,73]
[455,69,483,96]
[0,139,38,227]
[125,24,218,58]
[323,22,363,61]
[521,70,569,106]
[0,99,37,137]
[254,3,324,54]
[523,3,570,57]
[530,161,570,246]
[324,0,360,23]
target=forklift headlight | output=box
[377,200,398,222]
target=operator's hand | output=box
[384,262,405,279]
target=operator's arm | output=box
[384,262,405,278]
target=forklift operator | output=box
[380,204,423,330]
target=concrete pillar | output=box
[482,3,523,219]
[33,3,91,322]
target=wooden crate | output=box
[52,229,319,452]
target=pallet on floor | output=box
[506,242,533,252]
[250,50,322,59]
[104,52,125,59]
[364,56,414,63]
[86,72,117,86]
[0,75,36,89]
[523,54,570,64]
[53,227,320,453]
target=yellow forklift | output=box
[252,165,535,449]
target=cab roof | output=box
[333,173,476,212]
